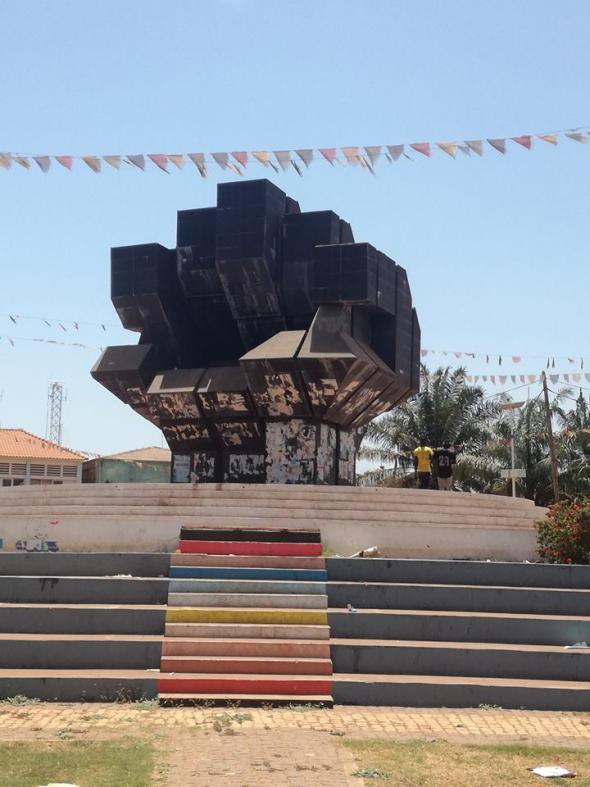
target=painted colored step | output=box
[158,673,332,695]
[162,638,330,658]
[179,528,321,543]
[179,541,322,557]
[165,608,328,625]
[164,623,330,640]
[168,578,326,595]
[158,693,333,707]
[170,567,328,581]
[171,555,326,569]
[160,656,333,675]
[168,593,328,609]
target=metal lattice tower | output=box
[46,382,65,445]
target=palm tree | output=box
[359,366,501,485]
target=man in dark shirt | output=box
[433,441,456,491]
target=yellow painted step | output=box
[165,607,327,625]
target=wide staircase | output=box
[328,558,590,710]
[0,552,167,700]
[159,526,333,705]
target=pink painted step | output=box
[160,656,333,675]
[179,540,322,557]
[171,554,326,569]
[158,673,332,695]
[162,638,330,658]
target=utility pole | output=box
[541,371,560,503]
[46,382,65,445]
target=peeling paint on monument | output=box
[92,179,420,484]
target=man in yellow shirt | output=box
[413,441,434,489]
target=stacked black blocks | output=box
[92,179,420,484]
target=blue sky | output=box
[1,0,588,455]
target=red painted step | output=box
[179,540,322,557]
[160,655,333,675]
[158,673,331,695]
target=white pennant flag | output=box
[127,154,145,170]
[104,155,122,170]
[437,142,458,158]
[212,152,229,170]
[252,150,278,172]
[458,144,471,156]
[295,149,313,167]
[189,153,207,177]
[466,140,483,156]
[386,144,404,161]
[34,155,51,172]
[274,150,291,171]
[364,146,382,166]
[487,138,506,154]
[565,131,588,143]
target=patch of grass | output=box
[135,698,160,710]
[0,737,154,787]
[343,739,590,786]
[0,695,40,706]
[478,703,502,710]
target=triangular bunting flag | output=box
[466,140,483,156]
[364,146,382,166]
[148,154,169,172]
[421,350,428,357]
[410,142,431,157]
[550,374,559,384]
[499,375,507,384]
[437,142,458,158]
[291,159,303,176]
[488,138,506,154]
[520,375,526,383]
[458,144,471,156]
[565,131,588,143]
[319,148,337,165]
[465,375,473,383]
[511,376,516,384]
[0,153,12,169]
[274,150,291,171]
[212,152,229,170]
[104,155,121,170]
[252,150,270,166]
[55,155,73,170]
[342,146,360,166]
[482,376,487,382]
[33,156,51,172]
[490,375,496,384]
[127,155,145,170]
[512,135,532,150]
[231,151,248,167]
[512,356,521,363]
[168,154,185,169]
[226,162,243,176]
[528,375,536,383]
[359,155,375,175]
[572,373,581,383]
[14,156,31,169]
[82,156,101,173]
[386,144,404,161]
[188,153,207,177]
[563,374,570,383]
[295,149,313,167]
[474,376,480,383]
[454,352,462,358]
[538,134,558,145]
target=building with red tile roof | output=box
[0,429,85,487]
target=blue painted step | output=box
[170,566,327,582]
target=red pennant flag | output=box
[410,142,431,157]
[168,154,185,169]
[231,151,248,167]
[319,148,337,165]
[527,375,536,383]
[512,135,532,150]
[82,156,101,173]
[56,155,73,170]
[148,154,169,172]
[487,138,506,154]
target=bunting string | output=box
[0,124,588,176]
[0,335,103,351]
[420,371,590,387]
[421,349,586,370]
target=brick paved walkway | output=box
[1,703,589,785]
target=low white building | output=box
[0,429,85,487]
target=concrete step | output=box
[179,528,321,543]
[169,578,326,595]
[0,633,162,669]
[0,603,165,634]
[328,582,590,616]
[166,608,327,626]
[0,669,158,701]
[179,540,322,557]
[158,672,332,696]
[160,655,333,675]
[171,554,326,569]
[327,558,590,589]
[158,692,333,707]
[167,593,328,609]
[164,623,330,640]
[170,566,328,581]
[328,609,590,646]
[0,553,170,577]
[162,637,330,658]
[330,639,590,682]
[0,576,169,605]
[332,673,590,711]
